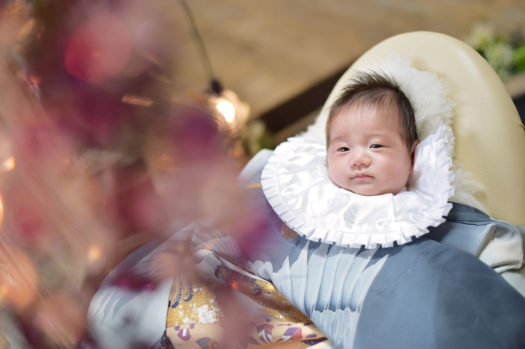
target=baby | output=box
[326,72,419,196]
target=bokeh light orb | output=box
[215,99,236,123]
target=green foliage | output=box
[466,24,525,81]
[242,119,276,155]
[514,45,525,72]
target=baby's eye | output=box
[337,146,350,152]
[370,144,384,149]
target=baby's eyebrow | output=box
[365,132,393,140]
[329,136,346,143]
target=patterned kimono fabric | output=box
[165,264,330,348]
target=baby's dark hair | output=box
[326,72,418,150]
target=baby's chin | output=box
[350,188,398,196]
[328,173,407,196]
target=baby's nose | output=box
[351,150,371,168]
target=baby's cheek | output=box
[327,165,335,182]
[326,158,333,175]
[394,163,413,187]
[326,162,340,185]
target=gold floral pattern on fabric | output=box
[165,263,330,348]
[166,319,328,348]
[166,279,222,328]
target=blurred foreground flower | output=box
[0,1,268,347]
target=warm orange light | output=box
[87,245,102,263]
[215,98,236,123]
[230,281,239,290]
[121,94,154,107]
[209,89,249,134]
[1,157,14,171]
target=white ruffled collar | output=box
[261,56,455,249]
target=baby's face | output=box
[327,105,416,196]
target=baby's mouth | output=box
[352,173,373,180]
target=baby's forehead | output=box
[325,93,409,145]
[330,101,402,125]
[326,102,405,145]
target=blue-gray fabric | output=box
[242,172,525,348]
[429,203,508,256]
[354,239,525,349]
